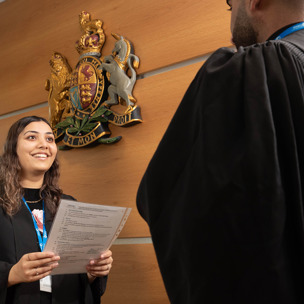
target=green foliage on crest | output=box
[55,106,112,136]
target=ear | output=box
[249,0,262,11]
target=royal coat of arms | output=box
[45,11,142,149]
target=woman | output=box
[0,116,113,303]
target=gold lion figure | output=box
[45,52,72,128]
[79,11,103,35]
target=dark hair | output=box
[0,116,62,216]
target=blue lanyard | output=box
[275,22,304,40]
[22,197,48,251]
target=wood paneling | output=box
[0,0,231,115]
[101,244,169,304]
[0,2,231,301]
[0,60,203,237]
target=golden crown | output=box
[75,11,105,55]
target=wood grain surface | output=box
[0,61,204,238]
[101,244,169,304]
[0,0,231,114]
[0,1,232,301]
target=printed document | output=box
[44,199,131,275]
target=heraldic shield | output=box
[45,11,142,149]
[70,56,106,117]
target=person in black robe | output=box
[137,0,304,303]
[0,116,113,304]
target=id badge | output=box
[40,275,52,293]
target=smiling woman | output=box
[0,116,112,304]
[16,121,57,189]
[0,116,61,217]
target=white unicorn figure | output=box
[99,34,139,113]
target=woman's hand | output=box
[8,252,60,287]
[86,250,113,282]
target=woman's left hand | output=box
[86,250,113,281]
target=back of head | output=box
[273,0,304,15]
[246,0,304,44]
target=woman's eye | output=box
[47,137,54,142]
[27,135,36,140]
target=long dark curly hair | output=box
[0,116,62,216]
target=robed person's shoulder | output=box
[137,39,304,226]
[188,39,304,112]
[199,40,303,82]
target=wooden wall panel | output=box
[0,1,231,302]
[101,244,169,304]
[0,0,231,115]
[0,60,203,238]
[53,61,204,238]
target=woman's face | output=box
[16,121,57,178]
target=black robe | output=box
[137,30,304,303]
[0,194,107,304]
